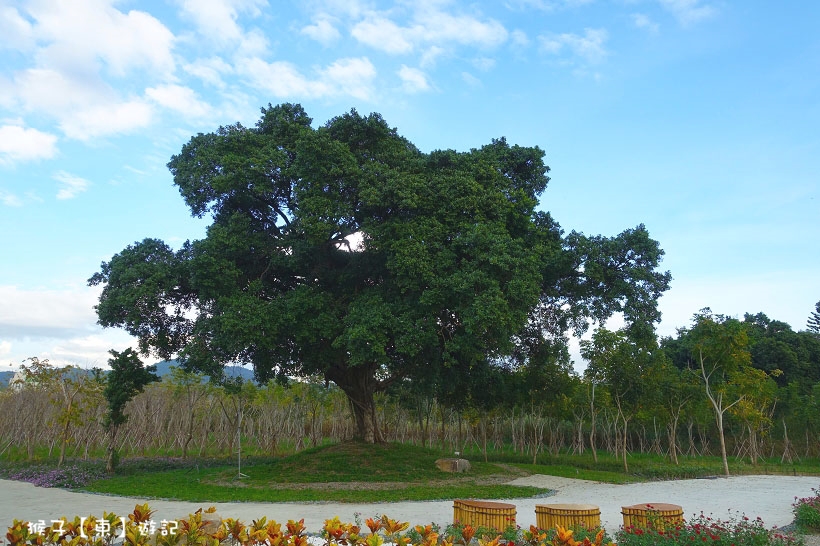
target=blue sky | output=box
[0,0,818,371]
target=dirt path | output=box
[2,475,818,538]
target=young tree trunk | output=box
[781,419,795,464]
[714,406,730,477]
[589,383,598,463]
[699,349,740,478]
[668,414,680,465]
[481,413,488,463]
[106,426,119,474]
[622,417,630,473]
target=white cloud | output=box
[632,13,660,33]
[61,98,154,141]
[420,46,446,68]
[506,0,594,11]
[0,340,10,357]
[658,0,716,25]
[3,330,142,369]
[184,57,234,88]
[0,191,23,207]
[301,16,342,45]
[539,28,608,64]
[239,56,376,100]
[0,285,100,339]
[0,5,35,51]
[352,16,414,54]
[461,71,482,87]
[398,65,431,93]
[239,59,309,96]
[54,171,90,200]
[351,6,508,55]
[176,0,267,46]
[13,68,154,141]
[0,124,58,164]
[15,68,94,116]
[48,334,135,367]
[472,57,496,71]
[322,57,378,100]
[0,1,180,144]
[414,9,508,48]
[511,29,530,47]
[307,0,368,19]
[21,0,176,78]
[146,84,211,119]
[235,27,269,57]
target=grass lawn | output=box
[6,442,820,503]
[80,442,549,502]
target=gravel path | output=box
[2,475,818,538]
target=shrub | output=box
[793,486,820,532]
[616,512,803,546]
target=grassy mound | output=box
[81,441,548,502]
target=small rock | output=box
[435,458,471,473]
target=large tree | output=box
[89,104,670,442]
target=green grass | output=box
[458,447,820,482]
[81,442,547,502]
[7,441,820,504]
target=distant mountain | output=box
[152,360,256,382]
[1,361,256,389]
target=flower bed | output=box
[616,512,803,546]
[4,503,808,546]
[794,486,820,533]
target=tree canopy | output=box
[89,103,671,442]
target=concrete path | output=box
[2,475,818,534]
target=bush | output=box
[793,486,820,532]
[616,512,803,546]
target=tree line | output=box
[2,305,818,474]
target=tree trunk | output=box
[106,426,119,474]
[328,363,384,443]
[668,413,680,465]
[589,383,598,463]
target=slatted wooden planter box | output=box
[621,503,684,531]
[535,503,601,530]
[453,500,516,531]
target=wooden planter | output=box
[453,500,516,531]
[535,504,601,530]
[621,503,684,531]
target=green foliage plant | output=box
[103,349,159,473]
